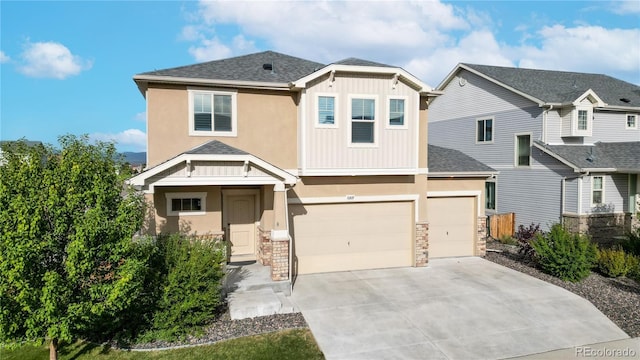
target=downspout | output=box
[542,104,554,143]
[285,186,293,295]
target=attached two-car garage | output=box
[290,201,414,275]
[290,195,478,275]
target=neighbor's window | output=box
[351,98,376,144]
[388,98,405,126]
[477,118,493,143]
[577,109,589,131]
[189,90,237,136]
[485,181,496,210]
[516,134,531,166]
[627,114,637,129]
[592,176,604,205]
[166,192,207,216]
[318,96,336,126]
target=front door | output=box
[227,194,256,260]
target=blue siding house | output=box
[429,63,640,241]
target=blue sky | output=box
[1,0,639,152]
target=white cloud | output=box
[90,129,146,151]
[181,0,640,86]
[0,51,10,63]
[17,41,92,79]
[609,0,640,15]
[134,112,146,122]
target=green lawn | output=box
[1,329,324,360]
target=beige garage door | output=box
[291,201,413,274]
[427,197,475,258]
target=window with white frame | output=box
[592,176,604,205]
[627,114,637,129]
[388,98,405,126]
[485,181,496,210]
[317,95,336,126]
[577,109,589,131]
[166,192,207,216]
[189,90,237,136]
[477,118,493,143]
[515,134,531,166]
[350,97,376,144]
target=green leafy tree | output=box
[0,136,147,360]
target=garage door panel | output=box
[292,202,413,274]
[428,197,475,258]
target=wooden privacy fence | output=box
[488,213,515,239]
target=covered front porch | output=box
[129,140,297,282]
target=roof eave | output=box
[427,171,497,178]
[133,74,292,92]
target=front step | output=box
[228,288,294,320]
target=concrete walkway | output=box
[290,257,629,360]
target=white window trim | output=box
[514,132,532,168]
[348,94,379,148]
[188,89,238,137]
[315,93,338,129]
[572,106,592,136]
[165,192,207,216]
[475,117,495,144]
[591,176,605,207]
[386,95,409,129]
[626,113,638,130]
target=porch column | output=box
[270,183,290,281]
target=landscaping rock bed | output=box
[128,312,308,350]
[486,241,640,337]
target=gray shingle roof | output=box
[537,141,640,171]
[428,144,495,173]
[333,58,394,67]
[463,64,640,107]
[185,140,247,155]
[138,51,324,83]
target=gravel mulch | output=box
[485,241,640,337]
[126,311,308,351]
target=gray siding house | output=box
[429,63,640,241]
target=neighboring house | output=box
[129,51,494,282]
[429,63,640,241]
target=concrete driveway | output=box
[290,257,628,360]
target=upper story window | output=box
[515,134,531,167]
[388,98,406,127]
[592,176,604,205]
[188,89,237,137]
[317,95,337,127]
[350,97,377,145]
[627,114,638,129]
[166,192,207,216]
[577,109,589,130]
[476,118,493,143]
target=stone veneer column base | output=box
[477,216,487,256]
[415,222,429,267]
[563,213,632,246]
[257,228,272,266]
[270,238,289,281]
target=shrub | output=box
[516,223,542,259]
[597,247,634,278]
[626,255,640,283]
[146,233,227,341]
[622,227,640,257]
[498,235,518,245]
[531,224,597,282]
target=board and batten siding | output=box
[581,174,629,214]
[429,69,536,123]
[302,73,418,171]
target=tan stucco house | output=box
[129,51,495,282]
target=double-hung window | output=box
[388,98,405,127]
[350,97,376,144]
[627,114,637,129]
[317,95,336,127]
[515,134,531,167]
[592,176,604,205]
[577,109,589,131]
[477,118,493,143]
[166,192,207,216]
[189,90,237,136]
